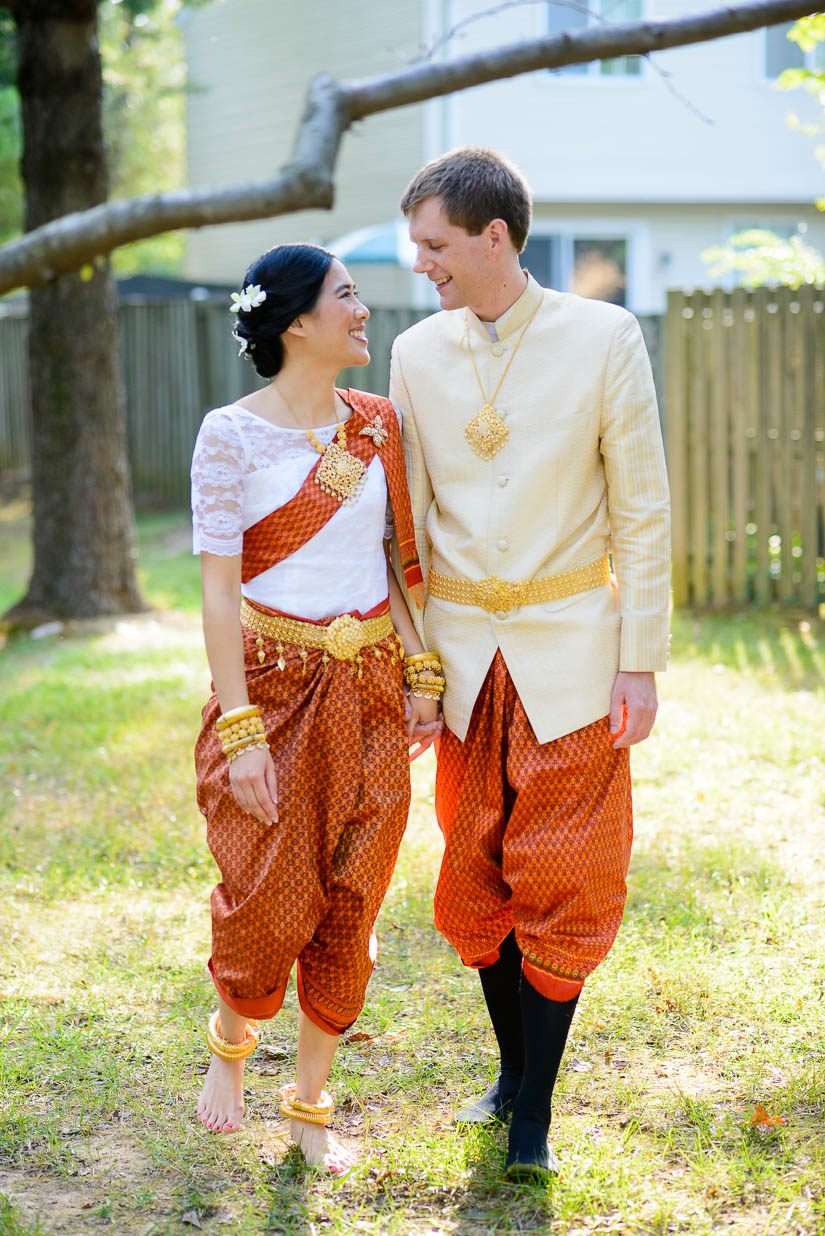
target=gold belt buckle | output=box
[475,577,525,613]
[324,614,365,661]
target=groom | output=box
[389,147,670,1177]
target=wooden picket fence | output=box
[666,286,825,609]
[0,299,429,502]
[4,289,823,609]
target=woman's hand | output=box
[228,745,279,825]
[406,694,443,763]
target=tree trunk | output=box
[5,0,143,622]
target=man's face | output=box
[408,197,494,311]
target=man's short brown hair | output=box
[400,147,532,253]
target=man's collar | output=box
[464,271,544,343]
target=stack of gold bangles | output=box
[205,1009,260,1060]
[216,704,269,764]
[403,651,445,702]
[278,1082,335,1127]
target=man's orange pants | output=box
[434,652,632,1000]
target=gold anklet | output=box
[205,1010,260,1061]
[278,1082,334,1126]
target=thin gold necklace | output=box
[274,382,367,506]
[463,295,543,461]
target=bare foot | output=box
[197,1055,245,1133]
[289,1118,357,1173]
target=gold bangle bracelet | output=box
[221,727,266,749]
[216,704,261,730]
[226,740,269,763]
[220,723,266,747]
[403,651,441,667]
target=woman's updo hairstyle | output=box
[231,243,335,379]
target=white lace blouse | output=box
[190,403,394,620]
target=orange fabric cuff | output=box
[208,958,287,1020]
[522,959,584,1002]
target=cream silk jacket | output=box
[389,273,671,745]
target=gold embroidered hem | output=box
[428,556,611,613]
[240,598,398,668]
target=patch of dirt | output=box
[0,1130,169,1235]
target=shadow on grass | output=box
[261,1150,314,1235]
[449,1133,559,1235]
[671,610,825,693]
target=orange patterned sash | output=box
[241,389,423,604]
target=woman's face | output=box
[300,259,370,368]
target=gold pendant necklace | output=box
[275,383,367,506]
[464,295,543,461]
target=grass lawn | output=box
[1,508,824,1235]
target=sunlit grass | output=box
[1,510,824,1233]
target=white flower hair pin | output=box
[230,284,267,314]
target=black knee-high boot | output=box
[505,973,579,1177]
[455,930,524,1124]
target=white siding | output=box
[182,0,825,312]
[183,0,427,282]
[531,201,825,313]
[443,0,823,204]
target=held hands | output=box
[406,693,443,763]
[228,745,279,825]
[609,671,658,749]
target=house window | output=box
[765,22,825,78]
[547,0,643,77]
[522,234,628,306]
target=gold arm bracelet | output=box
[216,704,261,730]
[403,651,441,667]
[226,740,269,764]
[220,724,266,750]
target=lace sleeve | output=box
[190,409,247,556]
[383,404,404,540]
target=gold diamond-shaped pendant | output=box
[315,442,367,503]
[465,403,509,461]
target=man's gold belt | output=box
[428,556,611,614]
[240,597,396,664]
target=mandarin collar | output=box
[464,271,544,344]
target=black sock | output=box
[457,931,524,1119]
[479,929,524,1092]
[508,973,579,1164]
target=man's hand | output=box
[609,671,657,749]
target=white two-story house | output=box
[182,0,825,313]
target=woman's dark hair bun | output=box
[231,243,335,379]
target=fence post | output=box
[665,290,689,608]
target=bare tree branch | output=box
[0,0,818,295]
[421,0,718,123]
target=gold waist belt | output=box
[428,556,611,614]
[240,597,396,664]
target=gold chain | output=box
[273,381,346,450]
[464,295,543,410]
[273,381,366,505]
[463,294,543,461]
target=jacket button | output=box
[496,538,509,551]
[491,344,504,357]
[496,475,509,487]
[495,610,507,620]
